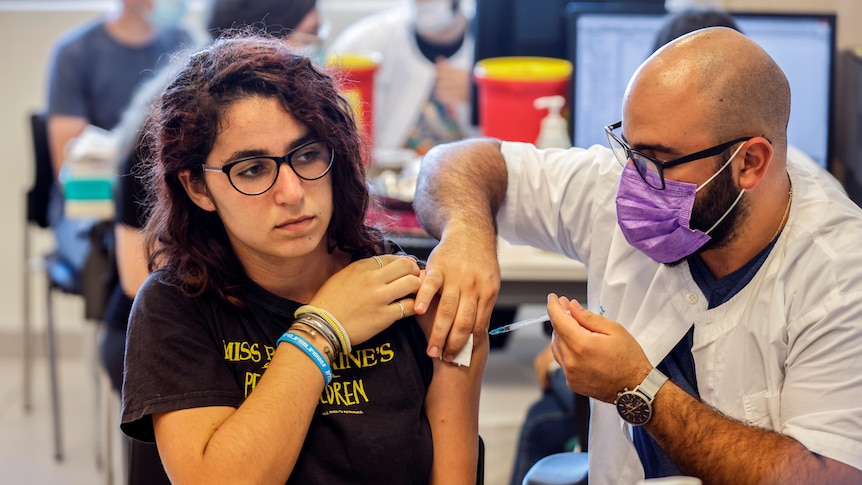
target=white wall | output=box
[0,0,860,354]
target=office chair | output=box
[522,393,590,485]
[522,451,589,485]
[23,112,116,467]
[477,434,485,485]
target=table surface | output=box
[497,239,587,306]
[498,239,586,282]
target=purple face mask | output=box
[615,144,745,264]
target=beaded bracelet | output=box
[277,331,332,386]
[295,305,349,353]
[295,305,352,355]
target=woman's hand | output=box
[308,255,422,346]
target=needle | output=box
[489,314,550,335]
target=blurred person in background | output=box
[44,0,193,278]
[328,0,475,154]
[204,0,329,59]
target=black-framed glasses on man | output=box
[202,140,334,196]
[604,121,757,190]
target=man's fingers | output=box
[567,299,613,335]
[441,300,477,362]
[424,289,459,358]
[414,268,444,314]
[547,294,573,328]
[547,294,591,344]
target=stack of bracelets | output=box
[276,305,353,386]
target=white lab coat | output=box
[497,141,862,484]
[327,7,475,151]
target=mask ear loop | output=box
[699,141,748,235]
[695,141,746,193]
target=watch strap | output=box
[636,367,669,401]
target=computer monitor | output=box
[567,7,837,169]
[471,0,666,125]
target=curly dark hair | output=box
[142,32,380,301]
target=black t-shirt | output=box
[121,269,435,484]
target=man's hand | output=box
[415,231,499,362]
[412,138,507,362]
[547,294,652,403]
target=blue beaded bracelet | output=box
[277,331,333,386]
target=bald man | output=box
[412,27,862,484]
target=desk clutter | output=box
[367,148,426,236]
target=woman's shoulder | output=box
[135,269,182,305]
[137,268,204,303]
[375,238,427,268]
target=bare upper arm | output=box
[46,115,88,178]
[115,223,149,298]
[418,310,489,484]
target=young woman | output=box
[120,33,487,484]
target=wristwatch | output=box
[615,368,669,426]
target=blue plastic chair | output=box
[522,451,589,485]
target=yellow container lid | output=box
[326,51,382,70]
[474,57,572,82]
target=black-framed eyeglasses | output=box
[202,140,334,196]
[605,121,755,190]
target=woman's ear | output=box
[738,136,773,191]
[179,169,217,212]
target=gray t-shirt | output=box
[46,18,190,130]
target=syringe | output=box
[489,314,550,335]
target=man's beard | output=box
[665,158,748,267]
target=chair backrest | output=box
[477,434,485,485]
[27,112,55,228]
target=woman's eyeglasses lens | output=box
[228,142,333,195]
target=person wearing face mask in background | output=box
[205,0,329,62]
[101,2,325,483]
[43,0,194,289]
[328,0,476,155]
[329,0,521,350]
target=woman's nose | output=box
[270,164,305,203]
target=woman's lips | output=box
[277,215,313,231]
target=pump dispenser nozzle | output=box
[533,95,571,149]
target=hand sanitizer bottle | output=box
[533,95,572,149]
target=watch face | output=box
[616,391,652,425]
